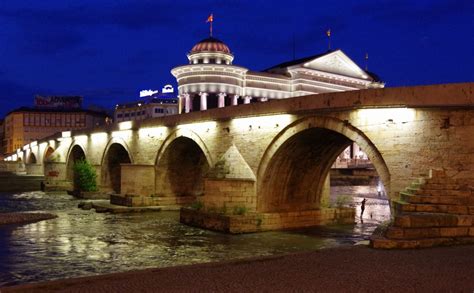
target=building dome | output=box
[190,37,231,54]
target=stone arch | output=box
[66,144,86,185]
[101,138,133,194]
[257,116,390,213]
[155,129,212,198]
[27,152,37,164]
[155,128,213,167]
[43,146,55,163]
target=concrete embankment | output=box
[0,212,57,226]
[2,245,473,292]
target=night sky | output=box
[0,0,473,117]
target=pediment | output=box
[298,50,369,80]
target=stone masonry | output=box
[371,169,474,248]
[11,83,474,239]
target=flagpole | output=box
[210,20,213,37]
[327,29,331,50]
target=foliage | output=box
[190,200,204,211]
[256,216,263,227]
[73,159,98,192]
[335,194,352,208]
[233,205,248,215]
[220,203,228,214]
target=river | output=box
[0,188,389,286]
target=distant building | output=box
[3,96,107,154]
[171,37,384,113]
[0,119,5,158]
[114,85,179,122]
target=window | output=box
[154,108,164,113]
[124,113,130,117]
[198,59,203,64]
[209,58,216,64]
[117,113,123,118]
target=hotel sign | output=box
[35,96,83,109]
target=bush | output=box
[73,159,98,192]
[233,205,248,215]
[190,201,204,211]
[335,194,351,208]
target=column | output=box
[183,93,191,113]
[218,93,227,108]
[244,96,252,104]
[232,95,239,106]
[199,92,208,111]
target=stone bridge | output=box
[6,83,474,243]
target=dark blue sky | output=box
[0,0,473,117]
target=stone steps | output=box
[371,169,474,249]
[394,213,473,228]
[386,226,474,239]
[400,192,474,205]
[393,199,474,215]
[371,235,474,249]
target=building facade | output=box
[3,96,107,154]
[171,37,384,113]
[114,85,179,123]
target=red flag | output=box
[206,14,213,23]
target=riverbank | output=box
[3,245,473,292]
[0,212,57,226]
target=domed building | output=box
[171,36,384,113]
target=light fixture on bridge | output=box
[74,135,88,143]
[119,121,133,131]
[62,131,71,138]
[39,142,48,150]
[91,132,108,143]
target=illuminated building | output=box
[171,37,384,113]
[114,85,179,122]
[3,96,107,154]
[0,119,4,157]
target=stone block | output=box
[386,227,404,239]
[439,227,469,237]
[403,228,439,239]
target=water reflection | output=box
[0,189,389,286]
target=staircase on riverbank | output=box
[371,170,474,248]
[0,172,44,192]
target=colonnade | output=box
[180,92,262,113]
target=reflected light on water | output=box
[0,190,387,286]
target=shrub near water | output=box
[73,159,98,192]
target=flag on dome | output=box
[206,14,214,23]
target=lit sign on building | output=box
[139,89,159,97]
[34,96,82,109]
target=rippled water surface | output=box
[0,189,389,286]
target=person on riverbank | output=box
[360,198,367,218]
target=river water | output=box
[0,188,389,286]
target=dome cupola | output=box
[187,37,234,65]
